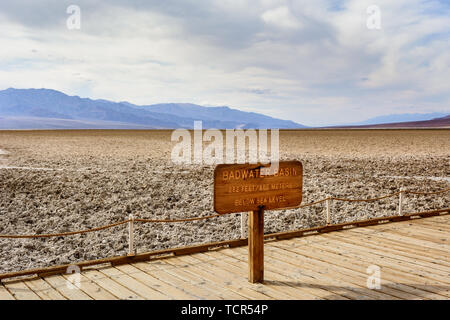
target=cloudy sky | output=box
[0,0,449,126]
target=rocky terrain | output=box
[0,129,449,273]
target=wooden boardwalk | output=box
[1,214,449,300]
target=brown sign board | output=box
[214,161,303,214]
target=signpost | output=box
[214,161,303,283]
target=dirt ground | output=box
[0,129,449,273]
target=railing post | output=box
[128,214,135,256]
[241,212,247,239]
[398,188,404,216]
[326,196,331,225]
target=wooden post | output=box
[248,207,264,283]
[326,197,331,225]
[398,188,404,216]
[128,214,135,256]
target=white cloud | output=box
[0,0,449,126]
[262,6,302,29]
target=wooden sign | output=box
[214,161,303,214]
[214,160,303,283]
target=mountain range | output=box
[0,88,448,129]
[343,112,448,126]
[0,88,305,129]
[338,115,450,128]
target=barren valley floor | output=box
[0,129,449,273]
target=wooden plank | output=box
[259,254,370,300]
[99,267,169,300]
[270,239,439,300]
[202,250,349,300]
[116,264,191,300]
[155,260,243,300]
[402,219,450,232]
[232,247,377,300]
[360,229,450,256]
[284,238,446,299]
[198,251,320,300]
[308,239,450,287]
[215,249,352,300]
[24,278,66,300]
[288,238,449,299]
[413,219,450,228]
[193,252,287,299]
[133,261,214,300]
[266,249,405,300]
[230,245,396,300]
[386,227,450,247]
[415,219,450,230]
[343,231,450,268]
[346,230,450,261]
[172,250,288,299]
[324,232,450,267]
[264,242,405,298]
[163,256,247,299]
[409,223,450,234]
[214,161,303,214]
[198,251,323,300]
[269,242,419,300]
[380,220,450,240]
[389,216,450,228]
[130,260,225,299]
[366,225,450,242]
[348,227,450,259]
[320,233,450,277]
[43,274,92,300]
[152,257,246,300]
[249,208,264,283]
[82,269,142,300]
[3,280,41,300]
[165,254,257,300]
[325,232,450,272]
[60,273,118,300]
[0,283,15,300]
[190,252,322,300]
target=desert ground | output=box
[0,129,449,273]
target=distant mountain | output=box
[0,117,158,130]
[331,115,450,128]
[141,103,303,129]
[355,115,450,128]
[0,88,306,129]
[346,112,448,126]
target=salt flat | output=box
[0,129,449,273]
